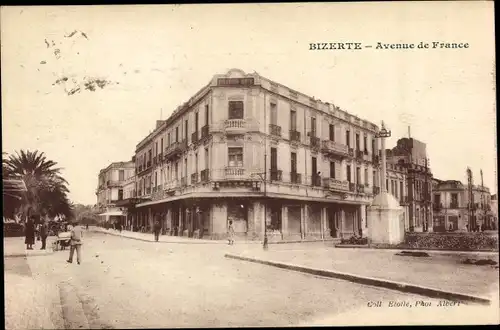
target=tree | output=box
[3,150,73,222]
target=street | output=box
[4,232,496,328]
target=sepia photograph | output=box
[2,2,498,328]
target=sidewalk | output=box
[91,227,232,244]
[3,236,55,258]
[226,245,499,302]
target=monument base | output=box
[368,192,405,245]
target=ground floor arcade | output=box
[124,197,369,241]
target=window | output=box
[311,117,316,136]
[364,169,368,185]
[434,194,440,205]
[270,103,277,125]
[290,110,297,131]
[168,133,171,146]
[194,153,198,173]
[185,120,188,141]
[160,138,163,153]
[363,135,368,152]
[155,142,158,156]
[118,189,123,200]
[356,167,361,184]
[270,148,277,170]
[346,165,351,182]
[184,158,188,177]
[330,162,335,178]
[346,130,351,147]
[175,162,179,179]
[195,112,199,133]
[205,148,209,169]
[291,152,297,173]
[373,170,377,186]
[311,157,317,176]
[155,172,158,187]
[386,178,389,191]
[175,127,179,143]
[395,180,398,198]
[355,133,360,150]
[228,101,244,119]
[228,147,243,167]
[119,170,124,181]
[205,104,209,126]
[451,193,459,208]
[400,181,404,198]
[372,139,376,154]
[329,124,335,141]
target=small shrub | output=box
[396,251,430,257]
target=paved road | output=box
[4,232,494,328]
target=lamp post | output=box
[374,121,391,194]
[254,153,268,250]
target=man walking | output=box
[153,220,161,242]
[40,220,48,250]
[67,220,84,265]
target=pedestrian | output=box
[40,220,49,250]
[86,223,89,230]
[24,216,36,250]
[227,220,235,245]
[67,220,84,265]
[153,220,161,242]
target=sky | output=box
[1,3,496,205]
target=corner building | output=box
[132,69,384,241]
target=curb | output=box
[4,249,55,258]
[225,253,492,305]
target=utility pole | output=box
[467,167,474,231]
[480,169,486,229]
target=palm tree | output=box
[3,150,73,222]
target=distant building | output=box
[386,137,433,232]
[491,194,498,228]
[432,179,492,231]
[96,160,135,225]
[386,162,410,230]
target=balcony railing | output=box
[191,172,198,184]
[201,169,210,182]
[152,156,157,165]
[270,169,282,181]
[224,167,246,180]
[191,131,199,144]
[269,124,281,137]
[201,125,209,139]
[290,172,302,184]
[322,178,350,191]
[145,187,151,195]
[348,148,354,157]
[180,177,187,187]
[321,140,349,157]
[450,203,459,209]
[311,174,322,187]
[164,140,187,160]
[290,130,301,143]
[349,182,356,192]
[356,184,365,193]
[433,202,443,211]
[224,119,246,133]
[165,179,179,191]
[373,186,380,195]
[372,154,380,164]
[147,161,152,168]
[355,150,364,160]
[106,180,121,187]
[310,136,320,149]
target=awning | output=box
[98,211,125,216]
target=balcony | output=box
[310,136,320,150]
[290,172,302,184]
[146,160,151,168]
[201,169,210,182]
[158,152,163,161]
[349,182,356,192]
[450,203,459,209]
[201,125,209,139]
[321,140,349,158]
[270,169,282,181]
[310,174,322,187]
[164,140,187,161]
[191,172,198,184]
[348,148,354,157]
[269,124,281,137]
[224,119,247,134]
[289,130,301,143]
[224,167,247,180]
[165,179,179,191]
[106,180,121,187]
[180,177,187,187]
[356,184,365,193]
[191,131,199,144]
[355,150,364,160]
[433,202,443,211]
[322,178,350,191]
[373,186,380,195]
[372,154,380,165]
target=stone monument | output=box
[368,121,405,245]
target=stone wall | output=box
[397,232,499,251]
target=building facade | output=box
[432,179,492,231]
[127,68,388,241]
[386,138,433,232]
[386,162,410,230]
[96,161,135,224]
